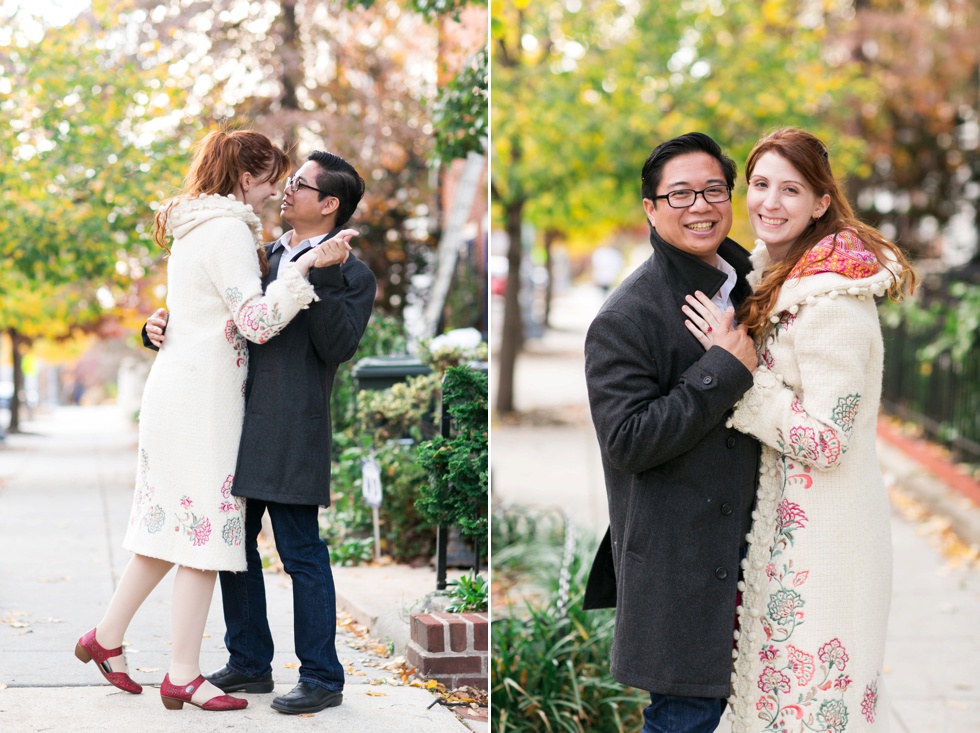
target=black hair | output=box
[640,131,737,201]
[306,150,366,227]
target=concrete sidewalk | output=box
[491,284,980,732]
[0,405,480,732]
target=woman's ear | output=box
[813,193,830,220]
[240,172,252,193]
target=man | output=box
[145,150,376,715]
[582,132,759,733]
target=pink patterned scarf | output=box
[787,229,880,281]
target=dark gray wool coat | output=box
[231,237,376,506]
[583,229,760,698]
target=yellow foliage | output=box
[32,333,98,365]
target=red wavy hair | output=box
[153,130,290,275]
[736,128,917,339]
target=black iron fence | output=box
[881,321,980,464]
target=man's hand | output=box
[309,228,357,268]
[682,291,758,373]
[145,308,169,349]
[293,229,357,276]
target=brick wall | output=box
[406,612,488,690]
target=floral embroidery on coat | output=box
[231,299,288,345]
[217,474,244,547]
[175,495,212,546]
[861,677,879,723]
[749,456,883,731]
[831,394,861,434]
[133,449,166,534]
[225,287,243,308]
[774,311,797,334]
[224,319,247,369]
[762,467,811,643]
[776,398,850,467]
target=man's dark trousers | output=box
[219,498,344,692]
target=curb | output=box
[877,417,980,550]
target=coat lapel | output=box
[263,227,343,288]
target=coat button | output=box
[721,503,733,515]
[726,436,736,448]
[702,376,713,385]
[715,567,728,580]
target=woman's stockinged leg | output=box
[96,553,173,673]
[168,564,226,705]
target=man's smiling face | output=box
[281,160,335,228]
[643,152,733,265]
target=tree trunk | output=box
[277,0,301,158]
[495,198,525,415]
[543,228,558,328]
[7,328,24,433]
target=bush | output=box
[491,506,645,733]
[320,311,436,564]
[331,311,409,438]
[325,321,487,565]
[330,536,375,567]
[323,435,435,563]
[446,572,488,613]
[416,366,488,554]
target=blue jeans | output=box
[641,693,726,733]
[218,499,345,692]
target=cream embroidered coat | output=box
[728,242,898,732]
[122,194,317,571]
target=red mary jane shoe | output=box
[160,674,248,711]
[74,628,143,694]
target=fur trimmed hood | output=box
[747,238,900,319]
[165,193,263,244]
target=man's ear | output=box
[642,198,657,228]
[320,196,340,217]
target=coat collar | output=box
[646,227,753,303]
[264,226,343,279]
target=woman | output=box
[74,130,355,711]
[683,128,916,732]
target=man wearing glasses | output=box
[582,132,759,733]
[145,150,376,715]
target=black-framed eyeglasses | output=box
[285,175,326,196]
[652,185,732,209]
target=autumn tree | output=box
[843,0,980,261]
[491,0,869,414]
[0,3,189,430]
[126,0,486,316]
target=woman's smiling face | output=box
[746,151,830,261]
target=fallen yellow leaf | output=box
[365,690,387,697]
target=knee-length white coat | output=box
[122,194,317,571]
[728,234,898,732]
